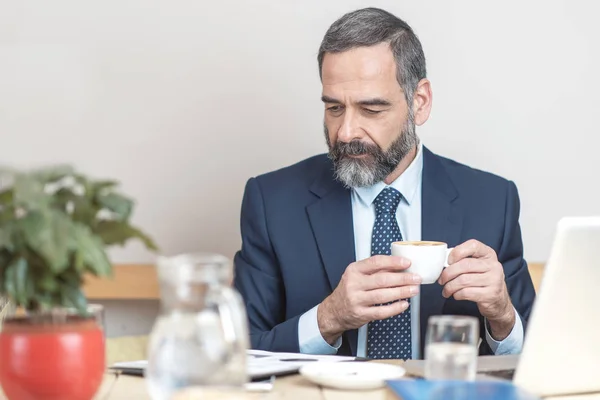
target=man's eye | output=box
[364,109,382,115]
[327,105,344,115]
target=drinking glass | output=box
[424,315,479,380]
[85,303,106,332]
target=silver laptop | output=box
[510,216,600,396]
[405,217,600,397]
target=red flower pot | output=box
[0,316,105,400]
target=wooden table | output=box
[102,371,398,400]
[1,366,599,400]
[98,367,600,400]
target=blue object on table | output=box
[386,380,542,400]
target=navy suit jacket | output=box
[233,146,536,357]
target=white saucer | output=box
[299,362,406,390]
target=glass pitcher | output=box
[146,253,250,400]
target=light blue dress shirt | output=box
[298,142,524,357]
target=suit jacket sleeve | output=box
[479,180,536,355]
[233,177,301,353]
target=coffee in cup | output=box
[391,241,452,284]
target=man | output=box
[233,7,536,359]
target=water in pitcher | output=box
[145,253,249,400]
[424,342,477,380]
[146,312,247,400]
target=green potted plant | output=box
[0,165,158,400]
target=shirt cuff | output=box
[485,306,524,355]
[298,304,342,355]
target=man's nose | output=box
[337,110,362,142]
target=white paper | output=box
[246,349,354,378]
[112,349,355,380]
[113,360,148,369]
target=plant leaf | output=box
[31,165,74,184]
[14,258,28,305]
[0,187,15,225]
[73,197,98,225]
[0,188,13,205]
[96,192,133,221]
[59,266,84,287]
[93,180,119,193]
[4,257,27,304]
[0,250,10,269]
[4,259,17,301]
[71,223,112,277]
[0,207,14,224]
[0,222,13,251]
[94,220,158,250]
[38,271,60,293]
[21,210,71,273]
[13,174,50,210]
[73,247,85,272]
[52,187,78,209]
[0,188,15,223]
[61,285,88,315]
[33,291,56,311]
[93,220,131,246]
[53,188,98,224]
[74,174,94,199]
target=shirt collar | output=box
[353,141,424,207]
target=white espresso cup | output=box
[391,241,453,284]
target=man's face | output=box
[321,42,417,188]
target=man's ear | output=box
[412,79,433,126]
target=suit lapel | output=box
[307,166,358,355]
[421,147,462,247]
[419,147,463,355]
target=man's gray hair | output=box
[318,7,426,104]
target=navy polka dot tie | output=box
[367,187,412,360]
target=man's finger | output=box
[362,271,422,290]
[361,286,420,306]
[356,255,411,274]
[441,272,488,298]
[451,287,488,303]
[366,300,409,321]
[438,258,490,285]
[448,239,494,264]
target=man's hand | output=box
[317,256,422,345]
[438,239,515,340]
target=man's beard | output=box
[325,117,419,188]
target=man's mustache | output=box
[330,140,381,158]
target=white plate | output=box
[299,361,406,390]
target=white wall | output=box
[1,1,599,336]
